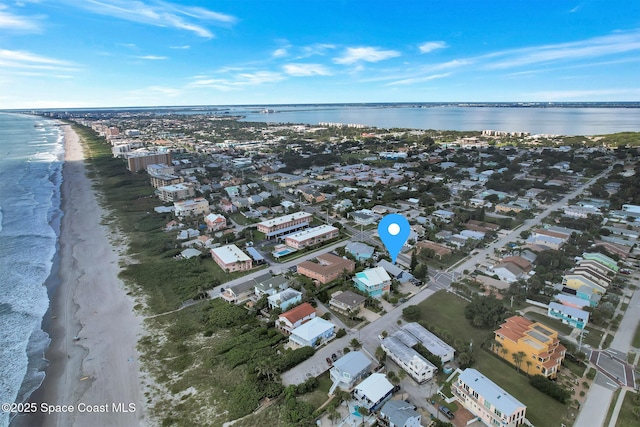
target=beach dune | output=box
[17,124,146,427]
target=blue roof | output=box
[246,246,265,261]
[333,351,371,377]
[459,369,525,416]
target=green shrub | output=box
[529,375,571,403]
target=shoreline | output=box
[14,124,146,427]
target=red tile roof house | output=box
[277,302,316,334]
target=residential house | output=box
[297,253,355,285]
[345,242,375,261]
[432,209,455,222]
[548,302,589,329]
[492,263,524,283]
[300,188,326,204]
[328,290,366,316]
[353,373,395,411]
[220,277,262,304]
[380,336,436,383]
[379,400,422,427]
[563,274,606,295]
[353,266,392,297]
[219,198,237,213]
[377,260,414,283]
[582,252,619,272]
[329,351,372,392]
[277,302,316,334]
[204,213,227,232]
[254,275,289,298]
[288,317,335,348]
[493,316,566,379]
[268,288,303,311]
[210,244,253,273]
[452,368,527,427]
[351,211,377,226]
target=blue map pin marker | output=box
[378,213,410,264]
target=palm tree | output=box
[526,360,532,375]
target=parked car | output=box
[326,357,333,366]
[331,353,338,361]
[439,405,455,419]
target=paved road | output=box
[574,383,615,427]
[610,287,640,353]
[207,240,351,298]
[453,166,612,275]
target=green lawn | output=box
[299,372,333,410]
[615,390,640,427]
[582,327,605,349]
[524,312,574,336]
[632,321,640,348]
[230,213,253,226]
[416,290,492,345]
[416,291,574,427]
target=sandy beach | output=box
[16,124,146,427]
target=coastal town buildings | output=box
[174,197,210,217]
[257,212,313,239]
[284,224,339,249]
[297,253,355,285]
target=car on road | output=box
[439,405,454,419]
[331,353,337,361]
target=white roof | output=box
[210,244,251,264]
[205,213,225,222]
[257,211,312,228]
[356,267,391,286]
[354,373,394,403]
[459,369,525,416]
[290,317,335,341]
[285,225,338,242]
[159,183,190,192]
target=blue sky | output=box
[1,0,639,108]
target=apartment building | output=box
[257,212,313,238]
[380,336,436,383]
[284,225,339,249]
[157,183,195,202]
[126,151,172,172]
[297,253,355,285]
[210,244,253,272]
[493,316,566,379]
[174,197,210,217]
[452,368,527,427]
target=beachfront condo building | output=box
[174,197,209,217]
[492,316,566,379]
[257,212,313,239]
[157,183,196,203]
[210,244,253,272]
[284,224,339,249]
[126,151,172,172]
[452,368,527,427]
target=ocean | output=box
[236,105,640,135]
[0,113,63,427]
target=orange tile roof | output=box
[280,302,316,324]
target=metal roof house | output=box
[402,322,455,363]
[381,336,436,383]
[329,351,372,392]
[379,400,421,427]
[353,373,395,411]
[453,368,527,427]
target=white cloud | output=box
[0,6,42,32]
[0,49,78,71]
[170,45,190,49]
[272,48,288,58]
[334,46,400,64]
[483,30,640,69]
[418,41,447,54]
[188,71,284,91]
[136,55,168,60]
[387,72,451,86]
[300,43,335,58]
[283,63,331,76]
[70,0,237,38]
